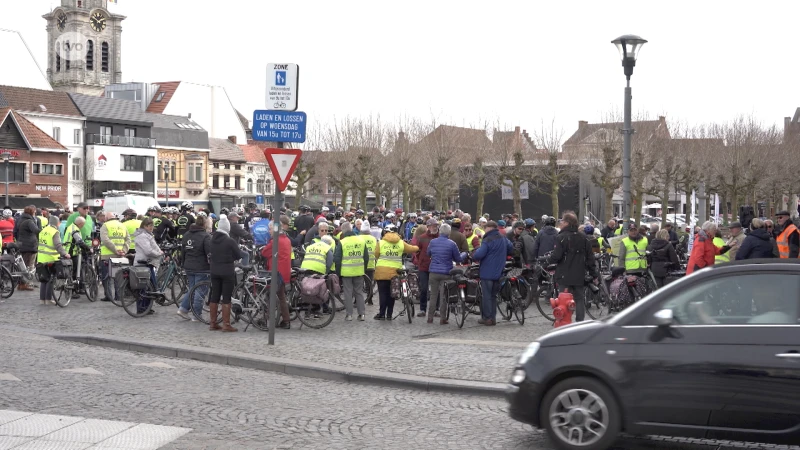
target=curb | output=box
[5,325,506,398]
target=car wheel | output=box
[540,376,621,450]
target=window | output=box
[264,180,272,193]
[247,179,253,193]
[100,126,112,136]
[256,179,264,193]
[85,40,93,70]
[247,166,253,172]
[123,128,136,146]
[0,163,26,183]
[234,176,241,190]
[52,127,61,142]
[101,42,109,72]
[157,161,162,180]
[155,92,165,102]
[112,91,140,102]
[64,41,70,70]
[188,162,203,182]
[223,175,230,188]
[73,129,81,145]
[224,164,230,170]
[72,158,81,181]
[56,48,61,72]
[658,274,800,326]
[235,164,241,171]
[77,0,82,7]
[212,174,219,189]
[212,163,219,169]
[120,155,149,172]
[146,156,154,171]
[32,163,64,175]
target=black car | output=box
[506,259,800,450]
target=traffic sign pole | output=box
[267,140,285,346]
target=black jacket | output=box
[735,228,775,260]
[14,213,41,253]
[294,214,314,234]
[181,224,211,273]
[155,217,177,242]
[209,231,245,276]
[646,238,679,278]
[229,221,253,243]
[532,226,559,258]
[547,225,596,287]
[520,230,538,266]
[600,225,616,240]
[175,213,195,236]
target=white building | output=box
[0,29,52,91]
[0,85,85,205]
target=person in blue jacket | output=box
[472,220,513,326]
[426,223,467,325]
[251,211,271,247]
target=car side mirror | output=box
[654,309,674,327]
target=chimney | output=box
[227,135,237,144]
[514,126,520,135]
[658,116,666,123]
[398,131,405,141]
[188,113,192,119]
[578,120,588,130]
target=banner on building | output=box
[501,181,529,200]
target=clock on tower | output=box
[43,0,126,95]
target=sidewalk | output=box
[0,289,555,387]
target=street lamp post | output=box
[612,34,647,227]
[2,152,11,208]
[163,160,172,208]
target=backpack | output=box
[300,275,328,305]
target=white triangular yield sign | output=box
[264,148,303,192]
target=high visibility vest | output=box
[622,236,647,271]
[313,238,338,272]
[101,220,127,256]
[153,217,162,229]
[360,233,377,270]
[713,237,729,264]
[465,233,481,252]
[614,227,622,236]
[777,223,799,259]
[37,226,61,263]
[38,216,47,229]
[125,219,142,249]
[63,224,81,256]
[301,241,330,274]
[339,235,366,277]
[376,240,404,270]
[474,227,485,238]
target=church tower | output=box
[43,0,125,95]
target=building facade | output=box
[207,137,247,213]
[145,113,210,208]
[0,108,70,208]
[43,0,124,95]
[239,144,274,208]
[0,85,86,205]
[69,93,156,200]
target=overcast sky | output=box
[4,0,799,139]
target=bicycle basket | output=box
[0,254,13,273]
[406,271,420,297]
[126,266,152,291]
[300,275,328,305]
[35,263,52,283]
[442,279,460,304]
[465,279,479,303]
[55,259,73,280]
[390,276,402,299]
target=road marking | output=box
[0,410,190,450]
[418,338,529,348]
[132,362,175,369]
[0,373,21,381]
[59,367,104,375]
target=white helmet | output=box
[321,206,330,212]
[386,212,395,219]
[181,201,193,211]
[170,207,179,214]
[291,211,299,218]
[2,209,12,218]
[197,211,207,218]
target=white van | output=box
[95,191,160,218]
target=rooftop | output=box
[0,108,67,151]
[209,138,246,162]
[70,93,152,126]
[0,85,82,117]
[145,113,208,150]
[145,82,181,114]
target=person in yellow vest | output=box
[99,212,131,303]
[122,209,142,254]
[333,222,369,321]
[373,224,419,320]
[775,210,800,259]
[359,221,378,305]
[63,216,91,299]
[37,215,70,305]
[463,221,482,255]
[301,234,334,275]
[713,230,729,264]
[36,208,50,231]
[616,224,648,274]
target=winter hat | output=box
[217,215,231,235]
[360,221,370,233]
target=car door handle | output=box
[775,353,800,359]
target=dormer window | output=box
[155,92,165,102]
[77,0,82,7]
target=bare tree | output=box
[531,119,577,216]
[289,150,318,209]
[456,120,499,217]
[493,125,535,216]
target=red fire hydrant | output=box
[550,290,575,328]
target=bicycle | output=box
[392,267,417,323]
[115,261,167,318]
[74,246,98,302]
[288,268,337,329]
[2,242,34,296]
[532,254,558,322]
[496,263,525,325]
[444,264,482,328]
[186,264,273,330]
[155,241,186,306]
[50,259,75,307]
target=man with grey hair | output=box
[334,221,369,321]
[426,223,466,324]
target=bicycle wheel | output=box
[120,279,152,318]
[246,297,272,331]
[170,272,187,306]
[535,284,556,322]
[54,278,73,308]
[287,281,300,322]
[512,294,525,325]
[0,265,14,299]
[496,282,512,321]
[297,293,336,329]
[362,274,374,304]
[110,266,125,307]
[455,288,467,328]
[404,282,414,323]
[82,264,98,302]
[188,281,215,324]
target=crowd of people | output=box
[6,198,799,330]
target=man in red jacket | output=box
[411,218,439,317]
[687,222,729,275]
[262,220,293,329]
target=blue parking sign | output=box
[252,110,307,143]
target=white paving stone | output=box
[59,368,104,375]
[0,413,83,437]
[93,423,190,450]
[0,411,32,426]
[14,441,92,450]
[131,362,175,369]
[0,373,20,382]
[42,419,136,444]
[0,435,32,450]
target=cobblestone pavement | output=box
[4,330,790,450]
[0,288,556,383]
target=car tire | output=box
[539,376,621,450]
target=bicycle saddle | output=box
[4,243,19,251]
[449,268,465,276]
[235,263,254,271]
